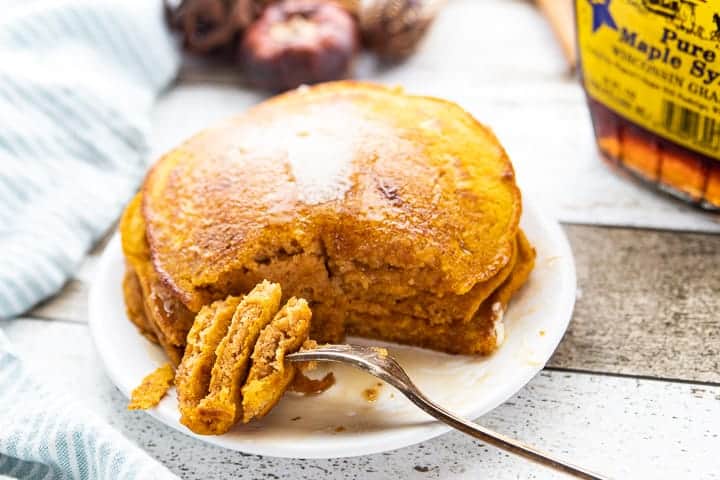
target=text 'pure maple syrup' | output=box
[576,0,720,210]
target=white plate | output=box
[89,201,576,459]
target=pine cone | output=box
[359,0,444,60]
[165,0,256,53]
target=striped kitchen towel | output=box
[0,0,179,319]
[0,0,181,478]
[0,334,178,479]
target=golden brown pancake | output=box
[241,297,311,423]
[142,81,519,308]
[194,281,282,434]
[120,194,193,366]
[121,266,156,344]
[175,295,243,432]
[121,81,531,360]
[345,231,535,354]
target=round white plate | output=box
[89,201,575,459]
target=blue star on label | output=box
[589,0,617,32]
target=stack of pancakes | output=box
[121,81,535,365]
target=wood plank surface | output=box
[550,225,720,384]
[5,317,719,480]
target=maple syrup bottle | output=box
[576,0,720,210]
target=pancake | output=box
[118,81,537,436]
[134,81,521,352]
[241,297,312,423]
[175,295,243,432]
[341,235,519,324]
[345,230,536,354]
[121,81,531,363]
[120,194,194,366]
[121,266,156,343]
[194,281,282,434]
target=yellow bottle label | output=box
[576,0,720,159]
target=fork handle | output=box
[402,388,609,480]
[287,347,607,478]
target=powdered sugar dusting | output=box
[286,131,354,205]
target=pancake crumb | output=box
[362,382,383,403]
[289,371,336,395]
[128,363,174,410]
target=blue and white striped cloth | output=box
[0,0,181,478]
[0,336,177,479]
[0,0,178,318]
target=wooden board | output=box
[550,225,720,384]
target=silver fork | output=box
[287,344,608,480]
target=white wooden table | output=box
[7,1,720,478]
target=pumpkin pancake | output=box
[345,230,536,354]
[121,266,156,344]
[119,81,537,435]
[193,281,282,435]
[342,235,519,324]
[175,295,243,432]
[241,297,311,423]
[120,194,194,365]
[138,81,521,350]
[123,81,531,364]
